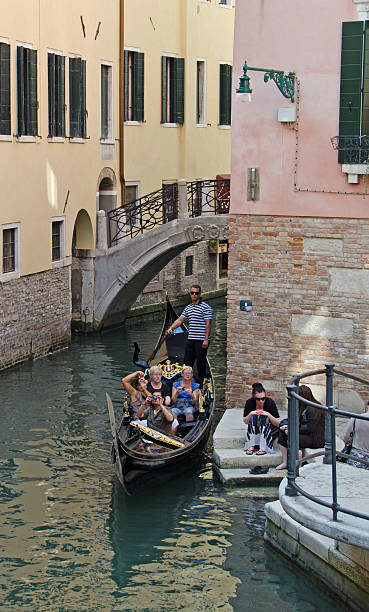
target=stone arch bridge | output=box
[75,178,229,330]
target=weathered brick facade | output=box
[0,267,71,371]
[226,214,369,410]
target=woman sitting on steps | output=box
[243,383,280,455]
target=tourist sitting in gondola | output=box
[122,370,150,420]
[136,392,174,434]
[243,382,280,455]
[171,366,200,422]
[147,365,171,406]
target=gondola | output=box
[107,296,215,495]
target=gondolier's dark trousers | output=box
[183,339,208,387]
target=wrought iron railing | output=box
[187,179,230,217]
[331,135,369,164]
[285,364,369,523]
[107,179,230,246]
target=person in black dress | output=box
[243,382,280,455]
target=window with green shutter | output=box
[219,63,232,126]
[48,53,65,138]
[17,46,38,137]
[338,21,369,163]
[101,63,113,139]
[124,50,144,122]
[161,56,184,124]
[0,42,10,135]
[69,57,86,139]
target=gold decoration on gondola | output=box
[123,393,130,418]
[159,359,183,379]
[130,421,186,448]
[198,390,205,413]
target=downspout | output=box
[119,0,125,206]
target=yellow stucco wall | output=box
[0,0,121,276]
[124,0,234,195]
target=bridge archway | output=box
[93,215,229,330]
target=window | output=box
[219,0,232,6]
[124,50,144,122]
[48,53,65,138]
[162,182,178,222]
[101,63,113,139]
[196,60,206,125]
[0,42,10,135]
[1,224,20,280]
[51,218,65,262]
[219,64,232,126]
[338,21,369,163]
[17,45,38,137]
[161,56,184,124]
[125,183,139,228]
[69,56,86,139]
[185,255,193,276]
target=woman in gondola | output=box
[147,365,171,406]
[171,366,200,422]
[121,371,150,419]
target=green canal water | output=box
[0,298,345,611]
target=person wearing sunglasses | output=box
[166,284,212,387]
[243,382,280,455]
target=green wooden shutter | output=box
[69,57,80,137]
[28,49,38,136]
[175,57,184,124]
[101,64,108,137]
[161,56,167,123]
[133,52,144,122]
[48,53,55,136]
[0,42,10,135]
[58,55,65,137]
[81,59,86,138]
[362,24,369,135]
[17,46,25,135]
[124,50,129,121]
[219,64,231,125]
[339,21,363,162]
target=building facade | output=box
[227,0,369,409]
[123,0,234,308]
[0,0,122,369]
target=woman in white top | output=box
[344,401,369,470]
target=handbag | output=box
[337,419,356,463]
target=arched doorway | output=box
[71,209,94,327]
[97,168,117,247]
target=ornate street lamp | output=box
[237,61,296,103]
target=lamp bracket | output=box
[239,61,296,102]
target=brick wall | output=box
[133,242,223,307]
[226,214,369,410]
[0,267,71,371]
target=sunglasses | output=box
[190,291,200,295]
[255,397,266,402]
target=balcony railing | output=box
[331,135,369,164]
[285,364,369,523]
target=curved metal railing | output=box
[107,178,230,246]
[285,363,369,522]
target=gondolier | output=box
[167,285,212,387]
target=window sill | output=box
[218,124,231,129]
[1,270,20,282]
[51,256,71,269]
[124,121,143,126]
[48,136,66,143]
[0,134,12,141]
[100,138,115,144]
[196,123,208,128]
[16,135,38,143]
[342,164,369,184]
[218,3,233,8]
[70,138,86,143]
[161,122,180,128]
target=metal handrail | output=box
[285,363,369,523]
[107,178,230,246]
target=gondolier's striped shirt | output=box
[181,299,213,340]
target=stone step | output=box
[213,464,285,486]
[213,447,283,469]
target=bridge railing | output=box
[285,364,369,523]
[107,178,230,246]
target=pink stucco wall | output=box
[231,0,367,219]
